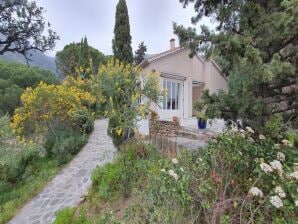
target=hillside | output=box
[0,50,57,75]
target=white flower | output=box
[289,171,298,180]
[282,139,293,147]
[259,135,266,140]
[180,167,184,172]
[231,127,238,133]
[274,186,286,198]
[260,162,273,173]
[239,129,245,133]
[160,169,166,173]
[246,126,254,134]
[198,157,203,162]
[248,187,263,197]
[273,144,280,149]
[277,152,285,162]
[270,160,283,174]
[240,133,245,138]
[168,169,178,180]
[248,137,255,143]
[172,158,178,164]
[295,200,298,207]
[269,195,283,209]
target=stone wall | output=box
[149,118,179,137]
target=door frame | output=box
[158,78,184,119]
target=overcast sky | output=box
[37,0,212,56]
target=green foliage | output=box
[0,0,58,56]
[0,60,58,115]
[56,39,106,78]
[90,141,160,201]
[134,41,147,65]
[174,0,298,127]
[112,0,133,63]
[95,60,162,146]
[124,128,297,223]
[0,116,40,184]
[54,208,91,224]
[0,115,61,224]
[44,129,87,164]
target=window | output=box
[163,80,180,110]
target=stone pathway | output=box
[9,119,116,224]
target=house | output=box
[140,38,228,119]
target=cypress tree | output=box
[79,36,90,69]
[112,0,133,63]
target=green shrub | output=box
[44,129,87,164]
[124,125,298,223]
[54,208,91,224]
[0,116,40,184]
[91,141,160,200]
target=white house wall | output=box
[142,48,228,118]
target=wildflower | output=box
[240,133,245,138]
[274,186,286,198]
[246,126,254,134]
[260,163,273,173]
[248,187,263,197]
[273,144,280,149]
[115,128,122,136]
[270,160,283,174]
[248,137,255,143]
[160,169,166,173]
[269,195,283,209]
[289,171,298,180]
[180,167,184,172]
[277,152,285,162]
[172,158,178,164]
[259,135,266,140]
[133,127,138,134]
[239,129,245,133]
[168,169,178,180]
[282,139,293,147]
[295,201,298,207]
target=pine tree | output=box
[174,0,298,127]
[112,0,133,63]
[134,41,147,65]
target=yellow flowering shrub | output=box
[94,59,162,146]
[12,82,95,136]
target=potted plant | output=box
[197,111,207,129]
[194,103,207,129]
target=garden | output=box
[0,0,297,223]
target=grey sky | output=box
[37,0,211,56]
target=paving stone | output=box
[8,119,116,224]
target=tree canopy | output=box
[112,0,133,64]
[174,0,298,127]
[55,38,106,78]
[0,60,58,115]
[0,0,59,61]
[134,41,147,65]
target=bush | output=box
[95,60,162,146]
[0,116,40,184]
[125,125,298,223]
[90,141,160,200]
[11,82,95,137]
[44,129,87,164]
